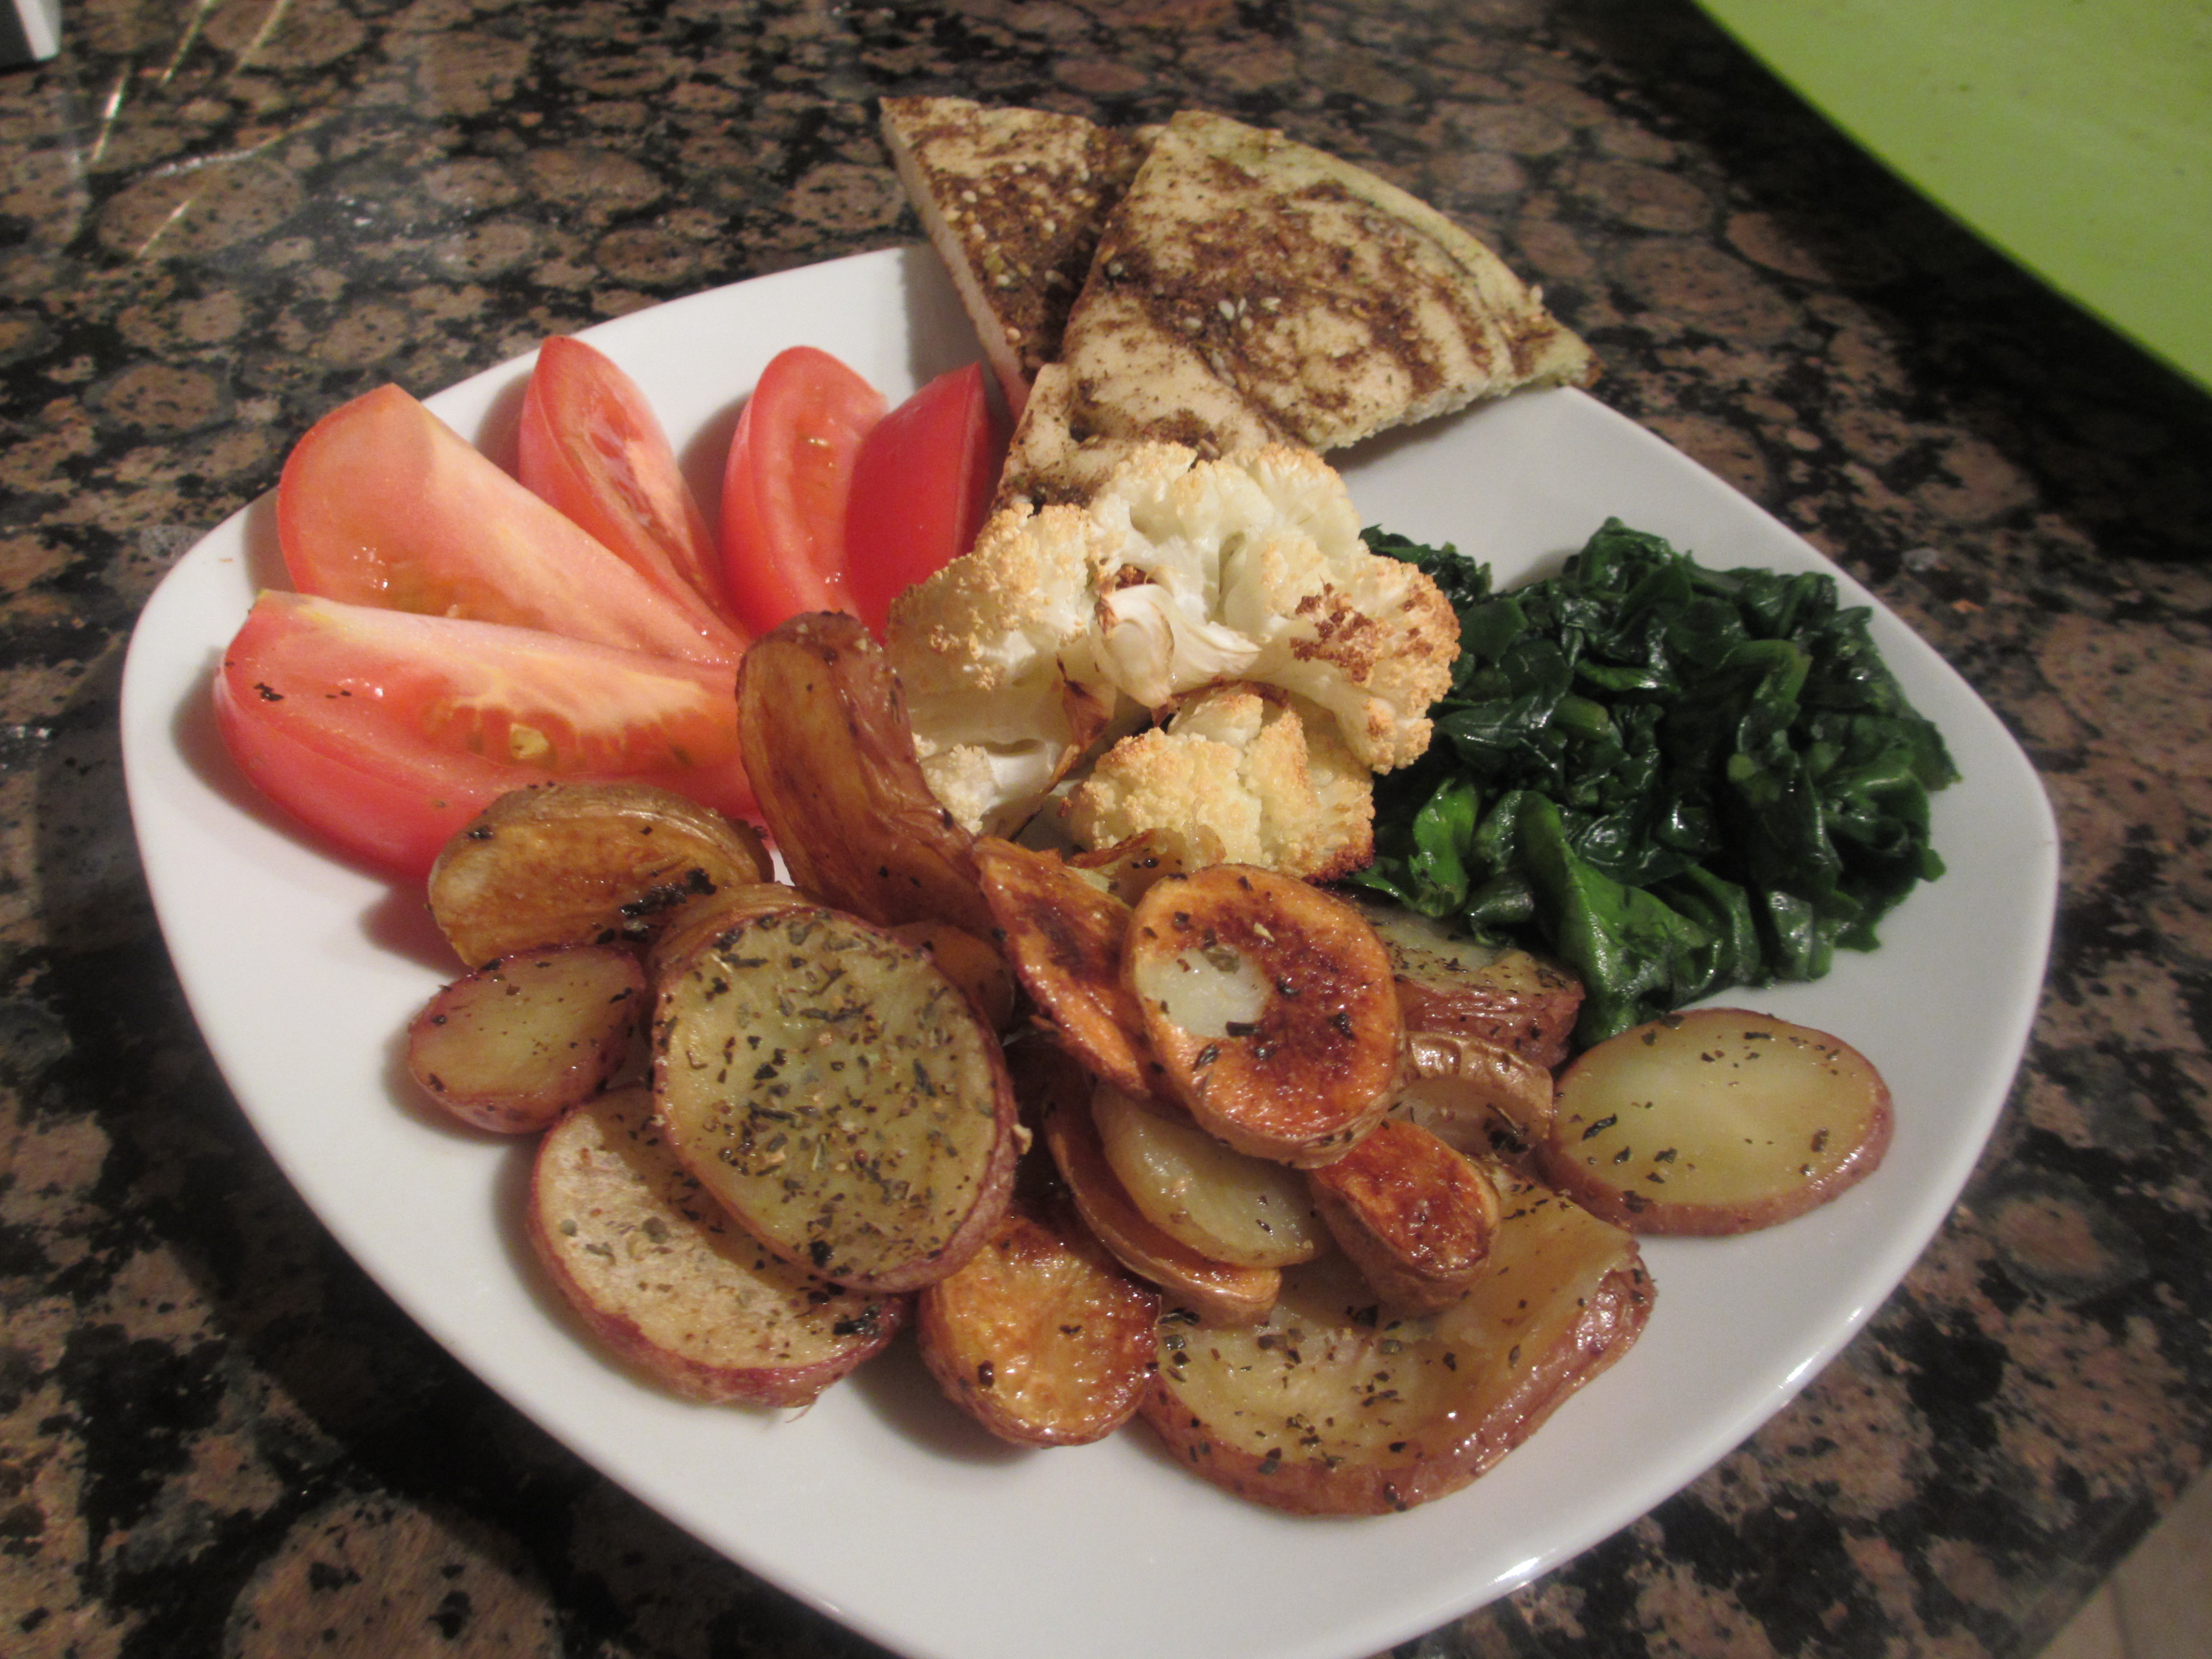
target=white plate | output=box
[118,246,2058,1659]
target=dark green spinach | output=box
[1357,520,1958,1046]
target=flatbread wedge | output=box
[879,96,1151,420]
[1053,108,1596,458]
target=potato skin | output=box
[1031,1049,1281,1327]
[528,1088,906,1407]
[917,1203,1160,1446]
[974,836,1171,1103]
[1142,1187,1652,1515]
[429,782,771,967]
[407,945,646,1134]
[1307,1119,1501,1315]
[1356,900,1583,1070]
[736,612,994,938]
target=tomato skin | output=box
[215,592,755,878]
[718,346,886,638]
[844,362,1008,636]
[518,336,746,644]
[279,384,740,667]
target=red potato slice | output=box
[1307,1119,1501,1315]
[1357,900,1584,1070]
[427,781,771,968]
[1090,1083,1326,1269]
[529,1087,904,1407]
[1395,1030,1558,1160]
[407,945,646,1134]
[644,880,812,981]
[735,611,995,938]
[974,836,1170,1102]
[1066,829,1193,907]
[654,905,1019,1292]
[1142,1173,1652,1515]
[1538,1008,1893,1235]
[916,1202,1161,1446]
[1034,1057,1280,1327]
[1126,865,1402,1166]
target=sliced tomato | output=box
[844,362,1009,636]
[518,336,746,643]
[215,591,755,878]
[718,346,886,638]
[279,384,740,667]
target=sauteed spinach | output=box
[1358,520,1958,1047]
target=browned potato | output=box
[1395,1030,1558,1159]
[1126,865,1402,1166]
[654,905,1019,1292]
[1066,829,1192,907]
[1090,1083,1326,1269]
[1537,1008,1893,1235]
[1307,1119,1501,1315]
[1141,1172,1652,1514]
[429,782,771,967]
[529,1087,905,1407]
[407,945,646,1133]
[886,920,1020,1034]
[1356,900,1584,1070]
[735,612,994,938]
[916,1202,1161,1446]
[644,880,811,981]
[973,836,1169,1102]
[1034,1056,1280,1327]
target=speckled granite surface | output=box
[4,1,2209,1655]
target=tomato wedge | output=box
[518,336,744,641]
[844,361,1008,637]
[279,384,741,667]
[215,592,755,878]
[718,346,886,638]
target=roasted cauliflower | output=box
[1062,684,1375,880]
[884,442,1457,870]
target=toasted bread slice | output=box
[880,96,1151,420]
[1056,109,1596,458]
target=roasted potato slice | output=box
[1537,1008,1893,1235]
[735,612,994,938]
[1356,900,1583,1070]
[1395,1030,1558,1159]
[429,782,771,967]
[644,880,811,981]
[1126,865,1402,1166]
[1034,1055,1280,1327]
[529,1087,904,1407]
[1307,1119,1501,1315]
[1066,829,1192,907]
[974,836,1169,1102]
[916,1201,1161,1446]
[886,920,1020,1034]
[1091,1083,1326,1269]
[654,905,1019,1292]
[1142,1172,1652,1514]
[407,944,646,1133]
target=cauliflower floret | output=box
[886,500,1135,834]
[1064,685,1375,881]
[885,441,1457,846]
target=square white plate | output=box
[119,246,2058,1659]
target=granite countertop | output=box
[4,1,2209,1655]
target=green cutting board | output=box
[1694,0,2212,392]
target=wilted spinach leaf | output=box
[1357,519,1958,1045]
